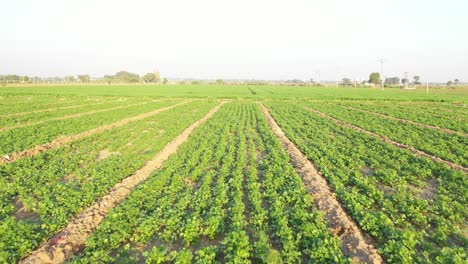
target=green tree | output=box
[369,72,381,85]
[385,77,400,86]
[454,79,460,85]
[341,78,352,86]
[77,75,91,83]
[103,75,115,85]
[413,75,421,85]
[143,73,158,83]
[162,78,168,84]
[115,71,140,83]
[64,76,76,83]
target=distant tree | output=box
[401,78,409,85]
[191,80,200,85]
[115,71,139,83]
[454,79,460,85]
[143,73,159,83]
[5,75,21,82]
[77,75,91,83]
[369,72,381,85]
[385,77,400,86]
[64,76,76,83]
[413,75,421,85]
[341,78,352,86]
[216,79,225,85]
[162,78,168,84]
[447,80,453,86]
[103,75,114,85]
[285,79,305,85]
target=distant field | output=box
[1,84,467,101]
[0,86,466,263]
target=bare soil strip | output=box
[341,105,468,137]
[259,103,383,264]
[20,101,227,264]
[0,99,128,118]
[0,101,187,165]
[0,100,159,132]
[305,106,468,173]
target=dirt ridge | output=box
[259,103,383,264]
[0,101,188,165]
[305,106,468,173]
[20,101,227,264]
[341,105,468,137]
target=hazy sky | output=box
[1,0,467,81]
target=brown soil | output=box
[420,179,438,200]
[342,105,468,137]
[305,106,468,174]
[96,149,120,161]
[0,101,189,165]
[13,197,41,222]
[61,173,77,184]
[20,101,227,264]
[361,166,374,176]
[0,101,158,132]
[259,103,383,264]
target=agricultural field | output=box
[0,85,466,263]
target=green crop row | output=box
[0,97,147,129]
[0,100,217,262]
[339,101,468,133]
[0,100,181,156]
[306,102,468,167]
[69,102,347,264]
[265,102,467,263]
[0,95,120,115]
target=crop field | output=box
[0,85,466,263]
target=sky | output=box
[1,0,467,82]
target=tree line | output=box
[0,71,168,85]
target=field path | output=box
[341,105,468,137]
[305,106,468,173]
[20,101,227,264]
[0,100,159,132]
[260,103,383,264]
[0,101,188,165]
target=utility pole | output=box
[404,72,409,89]
[316,70,321,85]
[378,58,385,91]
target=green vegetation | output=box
[0,84,467,101]
[69,102,346,263]
[265,102,467,263]
[306,102,468,167]
[0,101,217,262]
[0,100,180,156]
[0,86,466,263]
[339,101,468,133]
